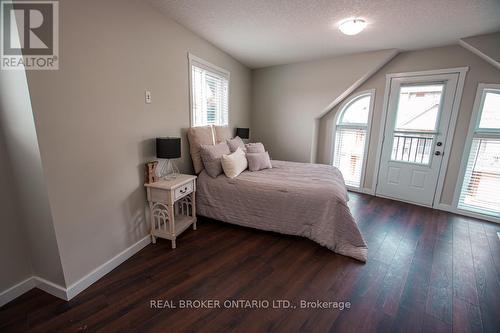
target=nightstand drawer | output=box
[174,180,194,201]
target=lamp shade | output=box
[156,137,181,159]
[235,128,250,139]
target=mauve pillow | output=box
[186,125,214,174]
[227,136,246,153]
[245,142,265,153]
[246,151,272,171]
[199,142,230,178]
[213,125,232,144]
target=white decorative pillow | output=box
[221,147,248,178]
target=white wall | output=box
[24,0,252,286]
[251,49,397,163]
[318,45,500,205]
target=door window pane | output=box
[395,84,444,132]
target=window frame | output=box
[331,89,376,191]
[188,53,231,127]
[453,83,500,222]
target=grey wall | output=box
[24,0,251,286]
[0,27,66,287]
[0,127,32,292]
[251,49,396,163]
[462,32,500,62]
[318,45,500,205]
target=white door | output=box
[376,74,459,206]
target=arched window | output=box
[333,90,375,188]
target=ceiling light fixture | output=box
[339,18,367,36]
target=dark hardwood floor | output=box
[1,193,499,332]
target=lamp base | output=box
[155,159,179,180]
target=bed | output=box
[187,126,368,262]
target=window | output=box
[189,54,229,127]
[457,85,500,217]
[333,91,374,188]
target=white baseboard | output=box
[361,187,375,195]
[435,203,500,224]
[66,235,151,300]
[0,277,36,307]
[0,235,151,306]
[358,192,500,224]
[347,187,375,195]
[34,277,68,301]
[435,203,454,213]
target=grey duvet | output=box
[196,160,368,262]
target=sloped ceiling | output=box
[460,32,500,70]
[149,0,500,68]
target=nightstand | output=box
[144,174,197,249]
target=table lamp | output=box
[156,137,181,180]
[235,128,250,140]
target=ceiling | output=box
[149,0,500,69]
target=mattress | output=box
[196,160,368,261]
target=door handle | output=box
[435,151,442,156]
[436,142,443,147]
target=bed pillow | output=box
[187,126,215,174]
[213,125,232,144]
[245,142,265,153]
[199,142,230,178]
[221,147,248,178]
[227,136,246,153]
[246,151,272,172]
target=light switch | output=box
[145,90,152,104]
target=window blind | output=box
[191,62,229,127]
[334,128,366,188]
[458,89,500,217]
[458,138,500,216]
[333,93,372,188]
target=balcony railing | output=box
[391,134,434,164]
